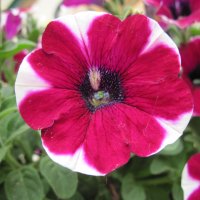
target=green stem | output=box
[0,107,17,120]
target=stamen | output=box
[89,91,110,108]
[89,68,101,91]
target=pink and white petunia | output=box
[182,153,200,200]
[2,8,26,40]
[179,37,200,116]
[15,11,193,176]
[145,0,200,29]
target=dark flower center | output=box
[189,65,200,86]
[169,0,191,19]
[79,68,124,112]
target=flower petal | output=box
[84,105,131,174]
[190,0,200,12]
[41,107,103,176]
[87,14,151,72]
[182,165,200,200]
[15,48,87,129]
[84,103,178,174]
[18,89,84,129]
[123,44,180,83]
[15,52,50,107]
[175,11,200,28]
[180,37,200,74]
[182,153,200,200]
[27,49,85,88]
[5,9,22,40]
[124,76,193,134]
[188,153,200,180]
[42,11,105,65]
[188,188,200,200]
[193,88,200,116]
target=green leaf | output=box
[0,107,17,120]
[0,95,16,111]
[160,139,183,156]
[146,185,171,200]
[39,156,78,199]
[69,192,84,200]
[0,146,10,162]
[150,159,171,175]
[5,166,44,200]
[121,174,146,200]
[78,174,98,199]
[6,124,30,144]
[0,40,35,59]
[172,183,183,200]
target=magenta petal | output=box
[188,153,200,180]
[84,105,131,174]
[28,49,85,89]
[123,44,180,83]
[87,14,120,68]
[189,187,200,200]
[175,10,200,28]
[42,106,90,154]
[87,14,151,72]
[193,88,200,116]
[179,38,200,75]
[5,10,22,40]
[182,153,200,200]
[124,75,192,120]
[84,103,165,174]
[42,20,88,67]
[190,0,200,12]
[117,104,165,157]
[19,89,85,129]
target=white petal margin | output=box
[51,11,107,53]
[141,17,181,69]
[150,111,193,155]
[42,142,105,176]
[15,51,50,107]
[181,164,200,200]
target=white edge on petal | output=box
[181,164,200,200]
[42,142,105,176]
[15,51,51,107]
[53,11,107,48]
[151,110,193,155]
[142,17,181,70]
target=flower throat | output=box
[79,68,124,112]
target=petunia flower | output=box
[181,153,200,200]
[179,37,200,116]
[14,50,29,73]
[1,50,28,82]
[15,11,193,175]
[2,8,26,40]
[145,0,200,29]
